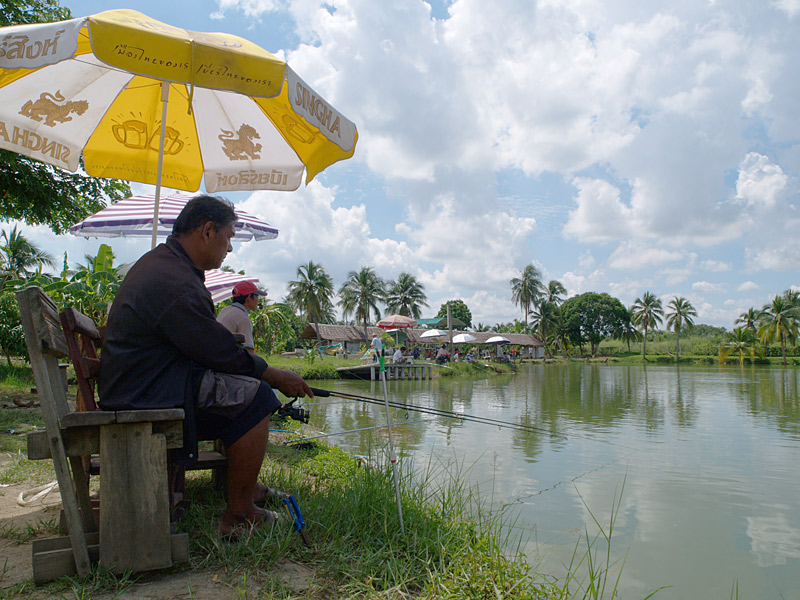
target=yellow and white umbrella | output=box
[0,9,357,244]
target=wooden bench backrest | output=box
[60,307,101,412]
[16,287,71,421]
[16,286,95,577]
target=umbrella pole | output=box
[151,82,171,250]
[378,354,405,534]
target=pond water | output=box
[305,364,800,599]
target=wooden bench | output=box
[18,287,189,583]
[56,305,228,522]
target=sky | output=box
[8,0,800,328]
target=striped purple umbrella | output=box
[70,192,278,242]
[204,270,261,304]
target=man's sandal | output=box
[221,509,290,542]
[254,483,290,507]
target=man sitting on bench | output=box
[98,195,313,539]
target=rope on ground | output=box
[17,480,59,506]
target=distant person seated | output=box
[453,350,460,361]
[436,344,450,364]
[464,349,476,363]
[393,346,410,364]
[412,346,420,360]
[216,280,266,353]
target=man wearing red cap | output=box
[217,281,265,353]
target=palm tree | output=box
[618,306,642,353]
[338,266,386,342]
[666,297,697,361]
[545,280,567,305]
[286,261,335,347]
[510,264,543,329]
[531,300,559,357]
[735,307,760,336]
[719,327,753,366]
[631,291,664,359]
[0,226,55,284]
[782,288,800,307]
[758,295,800,366]
[385,272,429,318]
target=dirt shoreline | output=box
[0,477,314,598]
[0,435,314,598]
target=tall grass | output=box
[169,443,660,599]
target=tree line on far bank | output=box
[0,227,797,366]
[509,264,800,366]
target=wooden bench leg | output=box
[167,456,186,523]
[211,439,228,492]
[99,423,172,573]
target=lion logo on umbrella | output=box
[219,124,262,160]
[20,90,89,127]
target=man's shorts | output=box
[195,371,282,448]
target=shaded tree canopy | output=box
[0,0,69,26]
[0,0,131,233]
[436,299,472,329]
[560,292,628,356]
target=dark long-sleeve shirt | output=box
[98,236,267,461]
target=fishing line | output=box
[308,387,639,450]
[516,452,637,501]
[309,387,567,438]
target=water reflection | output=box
[310,365,800,453]
[737,368,800,439]
[307,364,800,599]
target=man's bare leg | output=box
[220,416,270,534]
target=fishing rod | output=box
[309,387,565,438]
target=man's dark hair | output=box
[232,295,249,305]
[172,195,236,237]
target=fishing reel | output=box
[277,397,310,424]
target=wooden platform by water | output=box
[336,363,434,381]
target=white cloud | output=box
[564,178,635,242]
[608,241,686,270]
[560,269,608,297]
[692,281,726,294]
[771,0,800,18]
[661,266,693,286]
[737,281,760,291]
[608,279,649,305]
[578,251,596,269]
[229,180,538,317]
[231,183,391,299]
[736,153,787,208]
[211,0,279,20]
[745,237,800,272]
[700,259,732,272]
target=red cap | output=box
[232,281,266,297]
